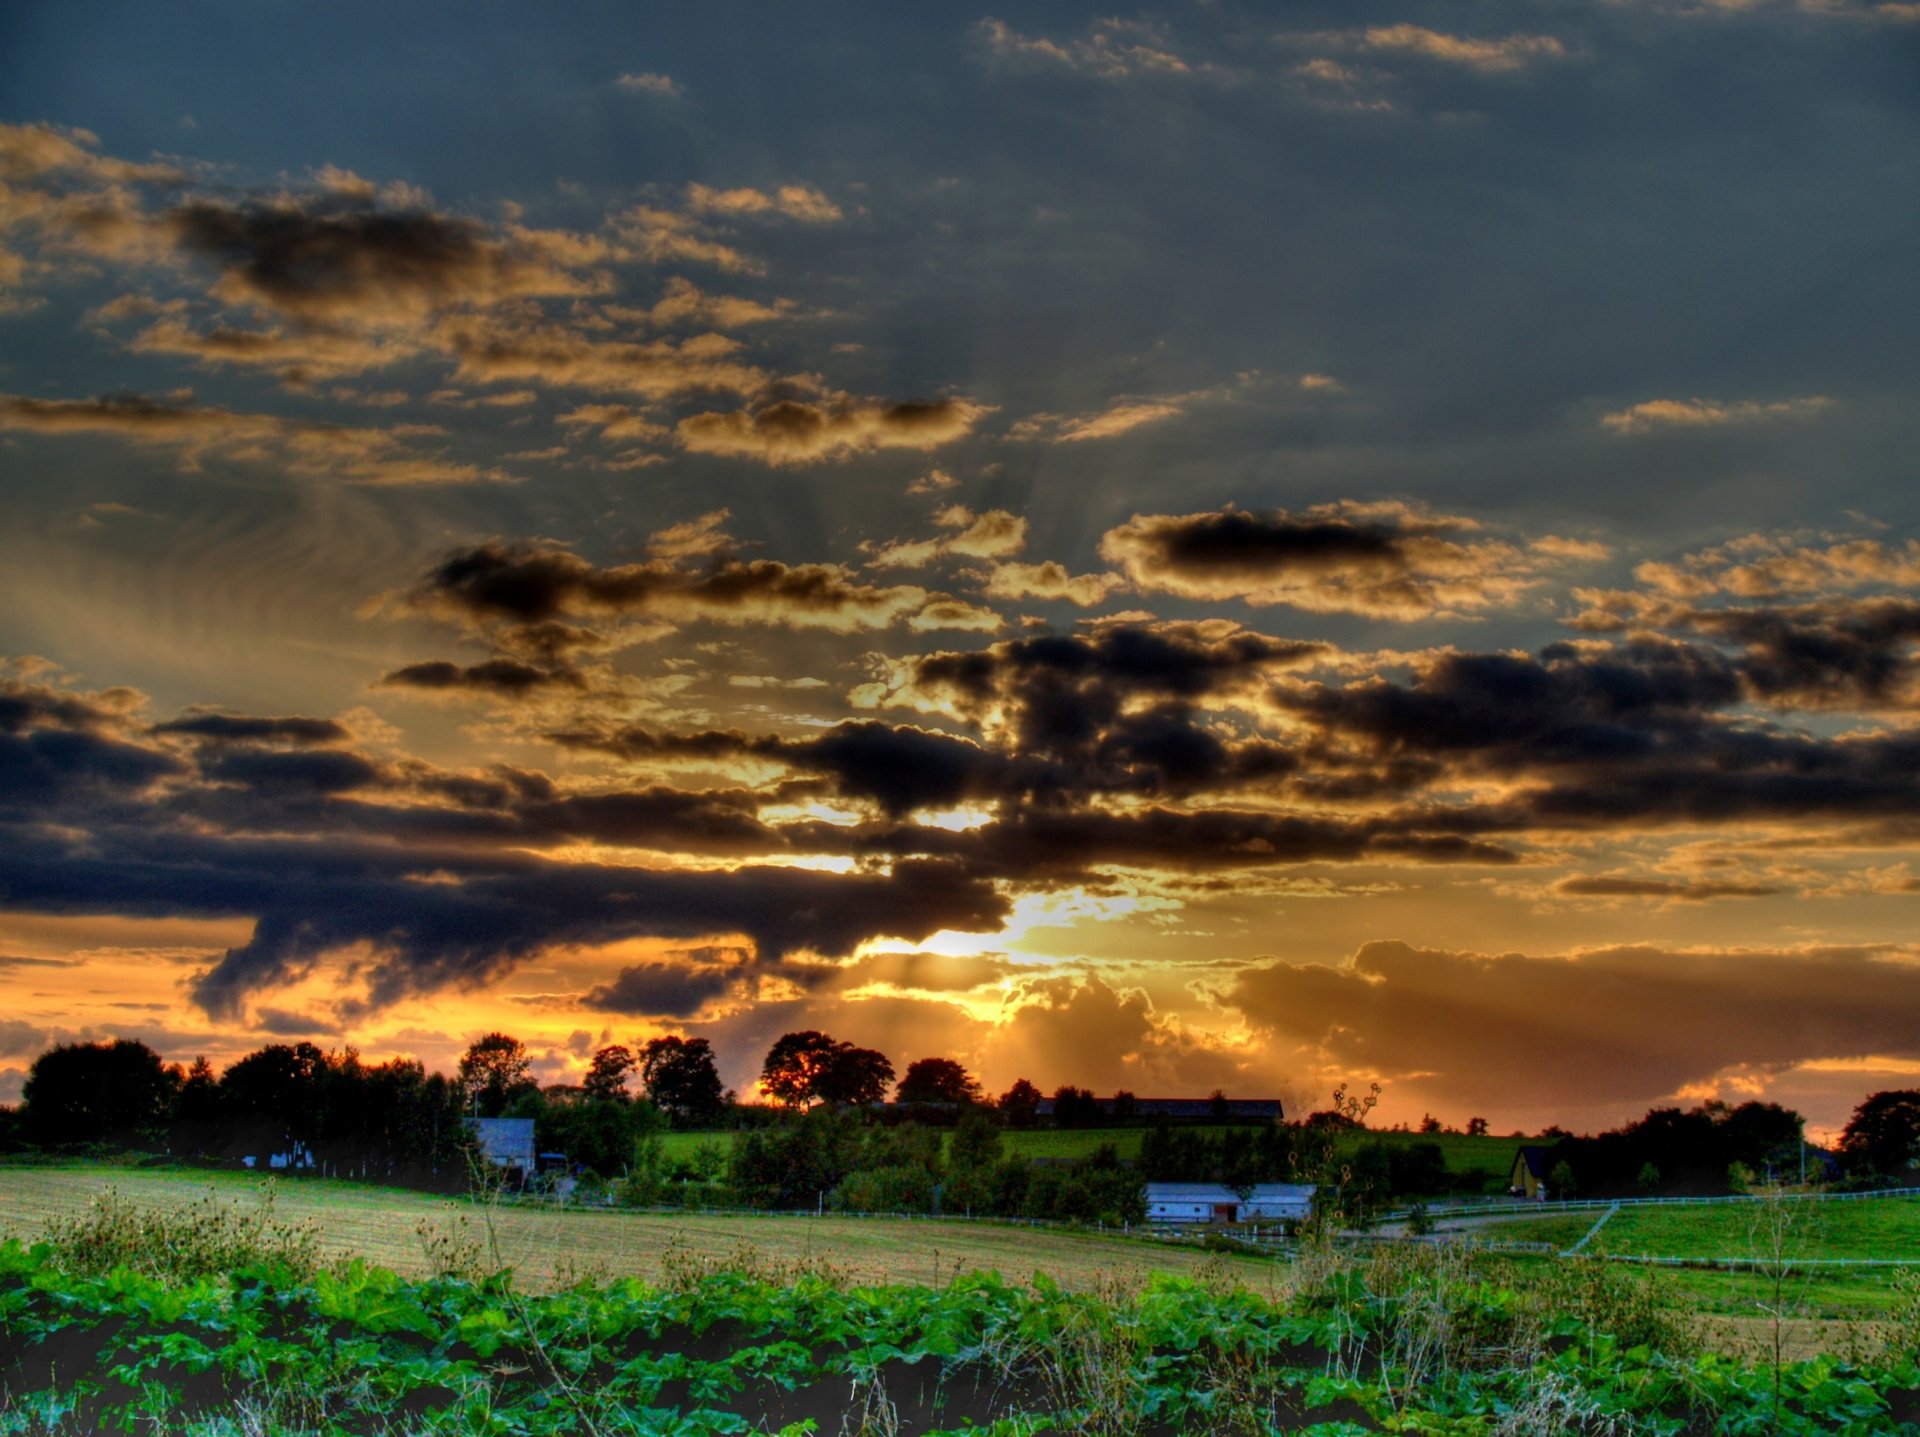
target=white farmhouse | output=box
[1145,1182,1315,1224]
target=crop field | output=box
[5,1176,1920,1435]
[0,1166,1280,1296]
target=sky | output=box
[2,1,1918,1138]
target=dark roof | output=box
[1513,1144,1558,1178]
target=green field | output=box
[1594,1196,1920,1262]
[659,1123,1530,1184]
[1459,1196,1920,1322]
[1468,1195,1920,1264]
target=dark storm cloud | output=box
[1273,636,1920,829]
[1699,599,1920,711]
[0,678,136,734]
[815,805,1518,882]
[378,658,585,696]
[1554,875,1782,902]
[562,700,1299,817]
[254,1006,343,1037]
[580,958,742,1017]
[880,621,1326,729]
[1576,597,1920,713]
[0,727,185,810]
[396,539,933,633]
[195,745,386,796]
[554,719,1017,820]
[0,811,1007,1019]
[1099,503,1594,619]
[166,197,599,321]
[1227,939,1920,1115]
[151,713,351,745]
[1274,639,1741,763]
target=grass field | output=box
[1458,1195,1920,1322]
[0,1165,1282,1296]
[1466,1194,1920,1264]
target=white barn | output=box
[1145,1182,1315,1224]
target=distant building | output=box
[1509,1144,1558,1201]
[470,1117,536,1181]
[1034,1097,1284,1121]
[1145,1182,1314,1224]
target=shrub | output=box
[43,1184,321,1281]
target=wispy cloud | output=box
[1600,395,1835,433]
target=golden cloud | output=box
[676,397,990,466]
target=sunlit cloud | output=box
[1600,394,1835,433]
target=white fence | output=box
[1387,1186,1920,1224]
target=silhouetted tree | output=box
[817,1045,894,1107]
[758,1032,892,1110]
[170,1056,222,1154]
[458,1032,536,1117]
[1466,1116,1489,1137]
[760,1031,842,1109]
[638,1036,726,1124]
[1052,1085,1101,1127]
[21,1039,177,1148]
[999,1078,1042,1128]
[895,1056,982,1107]
[582,1045,636,1103]
[221,1042,329,1158]
[1840,1090,1920,1178]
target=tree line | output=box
[9,1030,1920,1215]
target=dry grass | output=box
[0,1165,1279,1295]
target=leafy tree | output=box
[999,1078,1042,1128]
[895,1056,983,1107]
[1111,1090,1138,1121]
[458,1033,536,1117]
[1549,1159,1577,1200]
[170,1056,223,1153]
[759,1032,892,1109]
[221,1042,329,1154]
[1052,1085,1101,1127]
[1637,1162,1662,1195]
[581,1045,636,1103]
[1466,1116,1489,1137]
[1839,1089,1920,1177]
[21,1039,178,1148]
[638,1036,727,1124]
[760,1030,843,1109]
[1208,1089,1232,1122]
[540,1092,633,1175]
[816,1045,894,1107]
